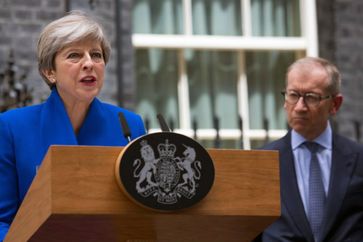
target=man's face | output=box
[284,64,342,140]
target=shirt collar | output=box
[291,122,332,150]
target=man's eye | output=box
[288,92,299,99]
[305,93,320,101]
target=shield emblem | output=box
[115,132,215,211]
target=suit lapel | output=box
[319,134,357,240]
[279,135,314,241]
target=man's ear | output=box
[330,94,343,115]
[42,69,56,84]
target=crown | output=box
[140,139,148,147]
[157,139,176,157]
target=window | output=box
[132,0,318,149]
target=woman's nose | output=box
[82,54,94,70]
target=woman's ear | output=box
[42,69,56,84]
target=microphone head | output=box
[119,112,131,141]
[157,113,171,132]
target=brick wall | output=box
[0,0,65,103]
[0,0,135,108]
[318,0,363,141]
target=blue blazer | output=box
[259,131,363,242]
[0,88,146,241]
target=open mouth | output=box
[80,76,96,84]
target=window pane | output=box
[192,0,242,35]
[135,49,179,129]
[246,51,296,130]
[132,0,183,34]
[251,0,301,36]
[187,50,238,129]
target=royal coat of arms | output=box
[116,132,214,211]
[133,139,202,204]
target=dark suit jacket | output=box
[258,131,363,242]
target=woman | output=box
[0,11,146,240]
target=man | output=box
[259,57,363,242]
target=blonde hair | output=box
[37,10,111,87]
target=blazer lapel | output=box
[77,98,128,145]
[279,135,314,241]
[319,134,357,240]
[40,88,77,155]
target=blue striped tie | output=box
[305,141,326,242]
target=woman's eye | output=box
[91,52,103,59]
[67,53,80,59]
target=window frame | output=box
[132,0,318,149]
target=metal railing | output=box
[0,50,33,112]
[144,116,361,149]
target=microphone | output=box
[118,112,131,142]
[157,114,171,132]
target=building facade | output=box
[0,0,362,147]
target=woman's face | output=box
[47,39,105,106]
